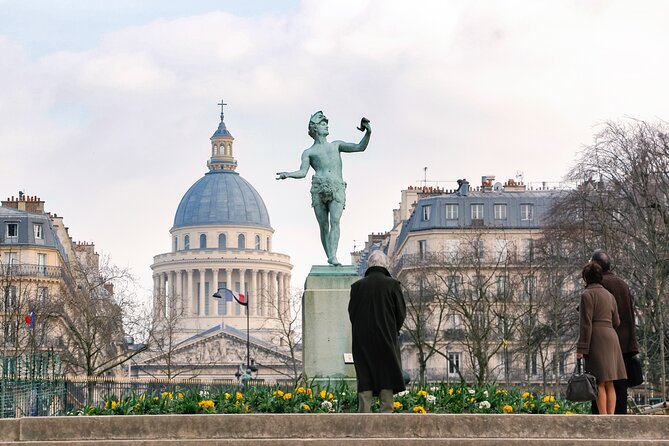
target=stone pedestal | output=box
[302,265,359,385]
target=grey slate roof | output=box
[173,170,271,229]
[0,207,68,261]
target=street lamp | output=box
[212,288,257,380]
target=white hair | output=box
[367,250,390,269]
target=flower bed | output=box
[71,383,589,415]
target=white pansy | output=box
[321,400,333,411]
[426,395,437,404]
[483,390,489,397]
[396,390,409,397]
[467,388,475,395]
[478,401,491,409]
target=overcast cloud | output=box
[1,0,668,303]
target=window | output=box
[3,252,18,274]
[471,204,484,219]
[3,324,16,345]
[418,240,427,259]
[496,275,508,297]
[422,205,431,221]
[472,240,484,260]
[3,286,16,310]
[266,236,270,251]
[554,352,566,376]
[524,238,535,262]
[238,234,246,249]
[218,233,227,249]
[217,281,227,315]
[6,223,18,238]
[173,236,178,252]
[520,204,534,221]
[38,287,48,303]
[33,224,43,240]
[199,234,207,249]
[184,235,190,250]
[531,352,538,375]
[523,275,536,299]
[493,204,507,220]
[37,253,47,276]
[255,235,261,250]
[447,275,462,296]
[494,239,508,260]
[448,352,460,375]
[445,204,458,220]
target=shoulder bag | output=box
[566,359,598,402]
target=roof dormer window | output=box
[6,223,18,238]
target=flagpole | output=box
[246,304,250,371]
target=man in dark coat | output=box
[349,250,406,413]
[591,249,640,414]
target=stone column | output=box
[159,273,167,317]
[260,270,268,316]
[276,272,284,318]
[153,274,161,318]
[186,269,194,316]
[250,269,258,316]
[198,269,205,315]
[268,271,277,317]
[175,270,183,316]
[226,268,233,315]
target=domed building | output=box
[138,104,296,380]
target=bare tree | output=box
[548,119,669,396]
[53,256,146,378]
[395,252,450,386]
[258,287,303,384]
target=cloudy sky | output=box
[1,0,668,305]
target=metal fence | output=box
[0,375,294,418]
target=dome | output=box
[173,170,271,229]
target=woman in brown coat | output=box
[576,262,627,414]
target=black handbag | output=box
[566,359,598,402]
[625,355,644,387]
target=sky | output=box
[1,0,668,306]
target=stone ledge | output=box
[0,414,667,443]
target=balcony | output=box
[0,263,63,279]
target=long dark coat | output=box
[577,284,627,382]
[349,266,406,394]
[602,271,639,355]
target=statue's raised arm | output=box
[275,111,371,266]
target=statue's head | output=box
[308,111,328,138]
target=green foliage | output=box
[66,382,589,416]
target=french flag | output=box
[24,311,35,329]
[221,288,248,306]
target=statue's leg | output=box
[312,203,330,262]
[327,202,344,266]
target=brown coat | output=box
[602,271,639,355]
[577,284,627,382]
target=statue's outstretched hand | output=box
[357,117,371,132]
[276,172,288,180]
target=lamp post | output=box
[213,288,257,379]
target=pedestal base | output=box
[302,265,359,386]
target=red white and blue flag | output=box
[220,288,248,306]
[24,311,35,329]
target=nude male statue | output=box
[276,111,371,266]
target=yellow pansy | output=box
[302,404,311,411]
[283,392,293,400]
[235,392,243,401]
[412,405,426,414]
[296,387,306,394]
[393,401,402,409]
[417,390,428,397]
[503,405,513,413]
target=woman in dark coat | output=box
[576,261,627,414]
[349,250,406,413]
